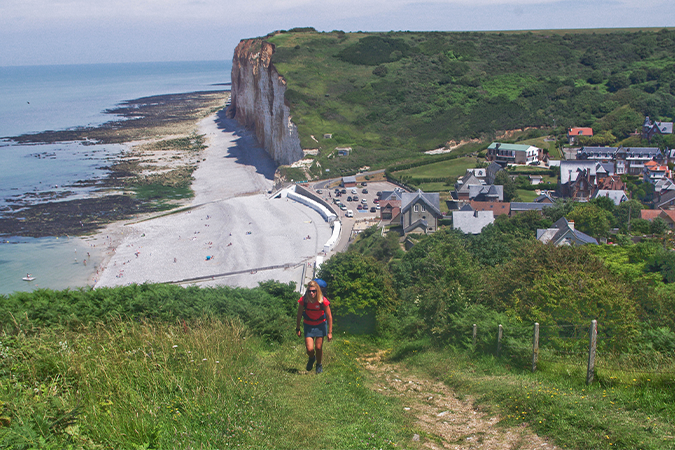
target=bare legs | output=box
[305,336,324,364]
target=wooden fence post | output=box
[532,322,539,373]
[586,320,597,385]
[497,324,503,356]
[473,324,477,348]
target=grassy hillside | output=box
[264,28,675,177]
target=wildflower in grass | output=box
[173,345,178,348]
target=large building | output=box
[400,189,442,235]
[487,142,540,165]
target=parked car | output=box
[376,205,381,210]
[362,188,368,194]
[357,204,363,210]
[351,188,357,194]
[361,198,368,204]
[353,196,359,202]
[341,189,347,194]
[339,204,347,210]
[376,191,382,198]
[370,206,377,213]
[347,196,353,202]
[316,189,322,194]
[362,182,367,186]
[373,198,379,203]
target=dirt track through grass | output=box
[359,351,560,450]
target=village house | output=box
[643,160,672,185]
[468,201,511,216]
[576,145,665,176]
[577,146,619,161]
[468,184,503,202]
[537,217,598,246]
[654,190,675,210]
[591,190,628,206]
[485,161,504,184]
[379,189,404,222]
[617,147,664,176]
[559,160,611,200]
[400,189,442,235]
[640,210,675,228]
[533,192,555,203]
[641,116,674,142]
[452,210,495,234]
[453,172,485,200]
[597,175,626,191]
[567,127,594,145]
[487,142,540,165]
[509,202,550,216]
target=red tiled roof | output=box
[641,210,675,222]
[569,127,594,136]
[597,175,625,191]
[469,201,511,216]
[641,210,662,221]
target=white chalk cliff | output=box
[229,39,303,166]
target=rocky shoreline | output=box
[0,91,230,238]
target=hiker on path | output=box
[296,279,333,374]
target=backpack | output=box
[303,297,327,322]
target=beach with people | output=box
[92,110,333,290]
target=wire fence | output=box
[469,321,675,383]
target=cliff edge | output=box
[229,38,303,166]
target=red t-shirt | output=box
[299,296,330,325]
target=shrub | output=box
[337,36,411,66]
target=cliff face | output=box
[229,39,303,166]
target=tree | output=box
[494,170,519,202]
[588,70,604,84]
[607,74,630,92]
[317,251,396,315]
[543,198,576,223]
[567,203,613,237]
[483,243,638,350]
[650,216,669,236]
[391,229,480,340]
[590,194,615,212]
[614,199,644,231]
[646,248,675,283]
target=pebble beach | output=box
[92,111,332,290]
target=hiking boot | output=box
[306,356,316,371]
[316,364,323,374]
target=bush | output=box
[0,283,298,342]
[337,36,411,66]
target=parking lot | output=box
[313,180,400,220]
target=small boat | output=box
[23,274,35,281]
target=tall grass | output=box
[0,319,414,449]
[389,338,675,450]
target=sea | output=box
[0,60,232,296]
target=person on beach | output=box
[296,280,333,374]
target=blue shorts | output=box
[304,321,327,338]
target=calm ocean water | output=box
[0,60,231,295]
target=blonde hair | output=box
[304,280,323,304]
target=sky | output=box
[1,0,674,66]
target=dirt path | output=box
[359,351,560,450]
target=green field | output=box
[516,189,539,202]
[257,28,675,177]
[393,156,478,179]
